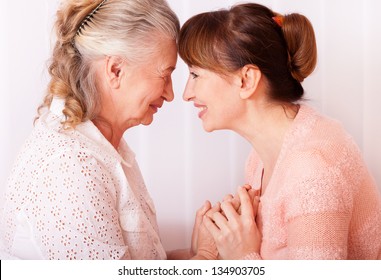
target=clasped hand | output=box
[191,185,261,260]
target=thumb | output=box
[252,196,260,218]
[191,201,211,254]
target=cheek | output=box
[123,80,165,118]
[191,82,208,99]
[138,83,161,102]
[147,80,165,98]
[211,87,240,115]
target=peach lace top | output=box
[0,98,166,260]
[244,104,381,259]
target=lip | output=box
[194,103,208,119]
[149,104,162,113]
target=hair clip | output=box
[76,0,108,36]
[272,15,284,27]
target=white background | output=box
[0,0,380,252]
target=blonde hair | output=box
[39,0,179,128]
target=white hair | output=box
[40,0,179,128]
[74,0,179,64]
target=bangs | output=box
[178,11,228,73]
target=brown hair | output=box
[38,0,179,129]
[178,3,317,103]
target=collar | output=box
[49,97,66,117]
[49,97,134,167]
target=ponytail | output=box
[39,1,104,128]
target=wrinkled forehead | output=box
[140,37,178,74]
[157,38,178,71]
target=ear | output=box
[238,65,261,100]
[105,56,124,89]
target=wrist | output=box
[240,251,262,260]
[191,254,208,260]
[166,249,192,260]
[193,250,217,260]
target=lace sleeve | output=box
[29,150,130,259]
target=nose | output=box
[182,80,194,102]
[163,76,174,102]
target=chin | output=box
[141,121,153,126]
[141,117,154,126]
[202,123,215,133]
[202,120,228,133]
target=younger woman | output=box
[179,3,381,259]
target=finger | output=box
[194,201,211,226]
[248,189,255,203]
[192,201,212,254]
[229,187,243,215]
[220,200,240,222]
[253,189,260,197]
[203,216,221,240]
[199,201,212,217]
[252,196,260,218]
[237,187,254,218]
[230,197,240,213]
[210,211,230,232]
[232,184,252,204]
[222,194,234,202]
[205,202,221,219]
[242,184,252,190]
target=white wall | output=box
[1,0,380,251]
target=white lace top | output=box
[0,98,166,260]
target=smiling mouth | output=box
[150,105,160,113]
[197,106,207,118]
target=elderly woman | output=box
[0,0,179,259]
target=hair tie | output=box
[272,15,284,27]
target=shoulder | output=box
[12,117,125,192]
[33,112,122,167]
[293,105,354,149]
[282,135,362,204]
[282,148,355,219]
[286,105,365,179]
[280,106,369,216]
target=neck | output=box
[92,117,124,149]
[235,102,299,187]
